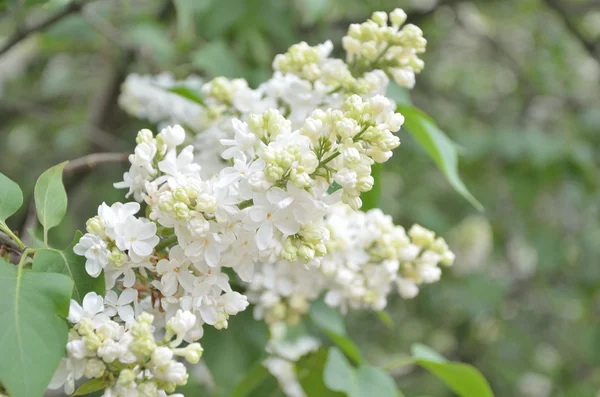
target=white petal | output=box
[256,222,274,250]
[118,288,138,305]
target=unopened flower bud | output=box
[86,216,104,236]
[84,358,106,379]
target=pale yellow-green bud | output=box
[298,244,315,262]
[315,243,327,257]
[84,333,102,351]
[214,312,229,330]
[118,369,136,386]
[77,318,95,336]
[137,382,159,397]
[299,224,329,244]
[265,163,285,181]
[173,202,191,220]
[390,9,407,27]
[108,248,128,267]
[371,11,387,26]
[84,358,106,379]
[136,129,154,145]
[132,336,157,357]
[282,238,298,262]
[86,216,104,236]
[173,188,190,205]
[182,343,204,364]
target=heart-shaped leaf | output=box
[0,258,73,397]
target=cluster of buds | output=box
[343,9,427,88]
[49,294,202,396]
[302,94,403,209]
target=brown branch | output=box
[0,231,22,263]
[0,1,85,56]
[20,152,130,246]
[63,152,130,174]
[544,0,599,61]
[85,0,173,151]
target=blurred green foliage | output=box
[1,0,599,396]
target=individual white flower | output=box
[158,145,201,180]
[220,291,249,315]
[167,310,197,345]
[104,288,138,324]
[221,119,258,160]
[73,233,109,277]
[152,245,195,296]
[159,125,186,148]
[98,202,141,239]
[114,216,159,262]
[68,292,106,324]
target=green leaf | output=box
[229,361,270,397]
[324,347,358,396]
[375,310,394,329]
[324,331,364,366]
[415,361,494,397]
[34,161,68,242]
[309,299,364,364]
[72,377,107,395]
[411,344,494,397]
[397,105,483,211]
[192,40,244,78]
[360,162,381,211]
[168,86,205,105]
[32,231,105,303]
[411,343,448,363]
[0,258,73,397]
[297,349,345,397]
[0,172,23,221]
[309,299,346,336]
[386,82,412,106]
[323,348,400,397]
[356,366,400,397]
[202,309,269,396]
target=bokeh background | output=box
[1,0,599,396]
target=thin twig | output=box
[20,152,130,246]
[544,0,599,61]
[0,1,85,56]
[0,231,23,263]
[63,152,130,173]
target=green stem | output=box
[0,221,25,250]
[371,43,391,67]
[380,357,415,371]
[238,199,254,210]
[156,235,178,251]
[352,125,369,142]
[319,151,340,167]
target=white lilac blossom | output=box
[49,293,200,397]
[62,9,455,397]
[246,203,454,322]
